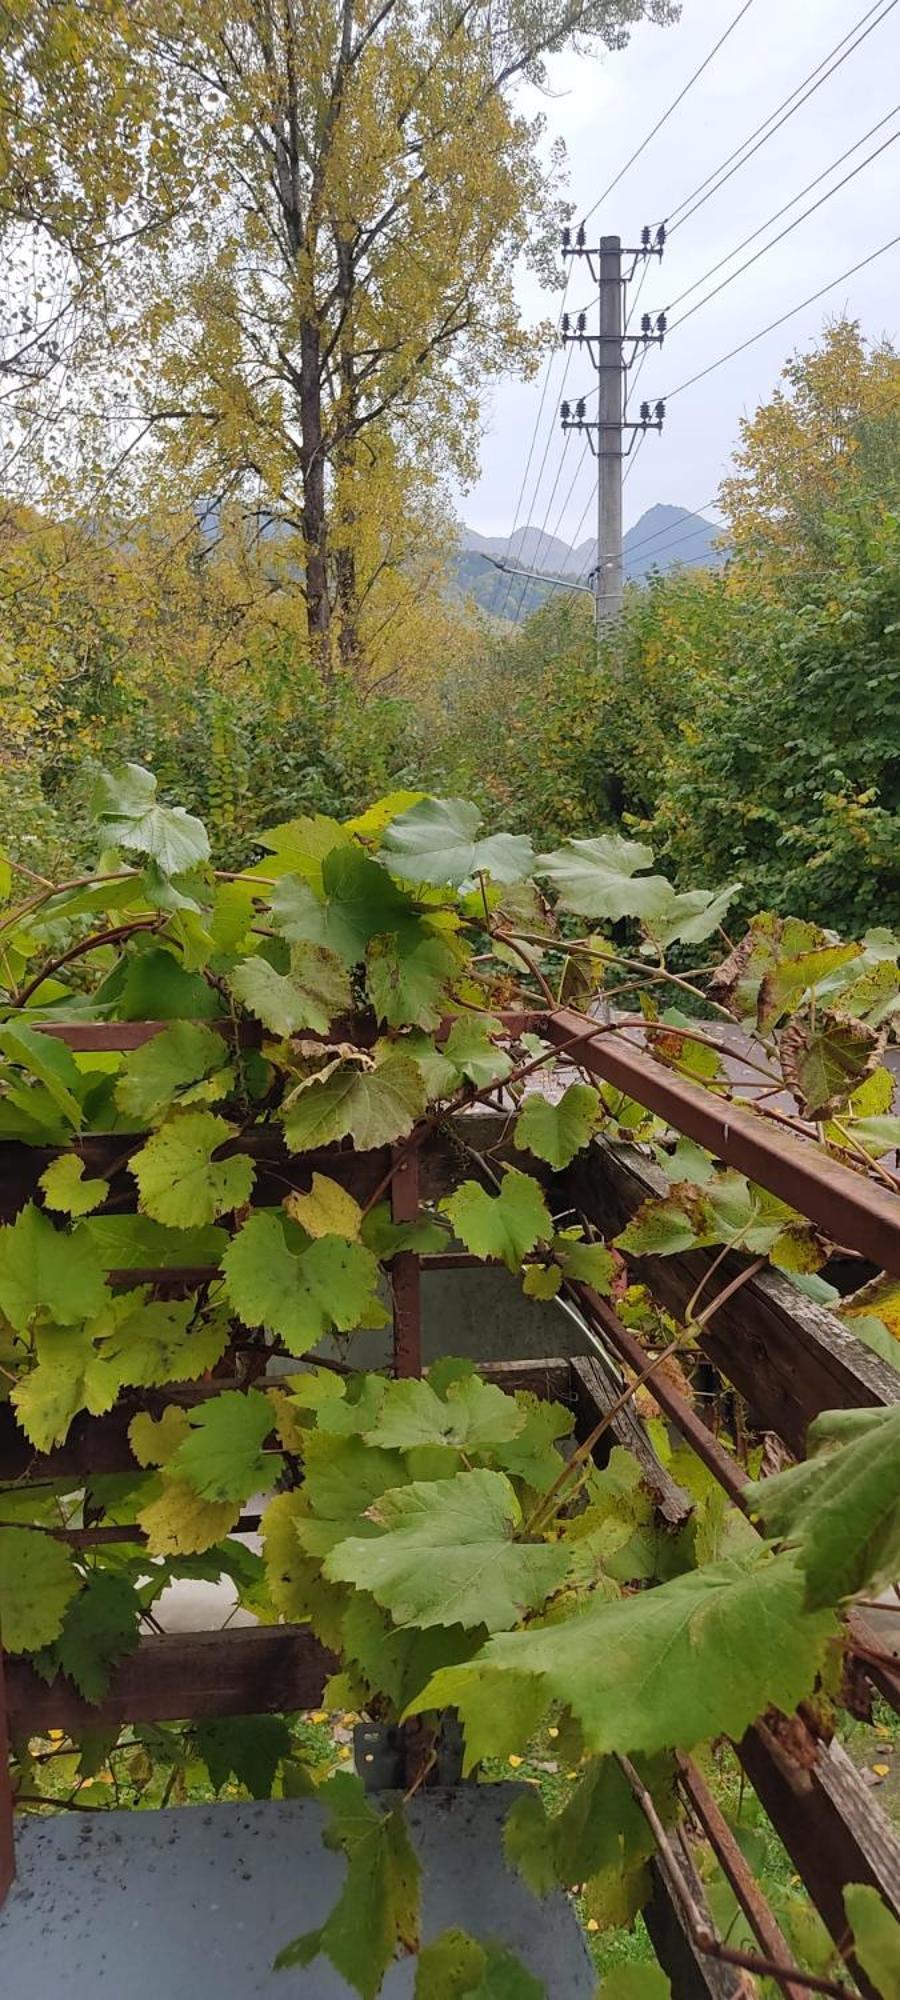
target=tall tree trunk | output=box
[298,316,332,673]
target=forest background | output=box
[1,1,899,939]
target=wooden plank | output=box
[476,1357,573,1401]
[569,1354,692,1527]
[0,1648,14,1904]
[739,1721,900,1999]
[644,1850,745,2000]
[3,1626,335,1735]
[0,1381,233,1484]
[564,1138,898,1454]
[677,1756,810,2000]
[547,1007,900,1278]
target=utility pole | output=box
[597,235,624,622]
[561,222,667,633]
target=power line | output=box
[669,120,900,330]
[631,518,729,568]
[623,499,722,560]
[581,0,758,225]
[498,322,573,620]
[665,103,900,316]
[662,230,900,401]
[666,0,899,234]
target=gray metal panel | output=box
[1,1787,595,1998]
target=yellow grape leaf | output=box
[129,1406,191,1468]
[284,1174,362,1242]
[139,1475,239,1555]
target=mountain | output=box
[455,504,727,623]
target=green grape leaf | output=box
[362,1375,525,1454]
[229,944,350,1037]
[779,1013,884,1117]
[536,834,662,921]
[0,1525,79,1652]
[504,1753,661,1897]
[844,1884,900,2000]
[745,1404,900,1608]
[325,1468,568,1632]
[284,1174,363,1241]
[117,945,222,1021]
[47,1570,142,1702]
[195,1715,293,1799]
[367,930,459,1030]
[282,1052,425,1152]
[602,1970,671,2000]
[115,1022,232,1123]
[274,1772,420,1998]
[39,1154,109,1216]
[130,1111,255,1227]
[442,1017,512,1090]
[256,812,350,885]
[223,1211,385,1353]
[418,1934,544,1999]
[413,1929,487,1997]
[138,1475,240,1555]
[551,1234,616,1292]
[171,1388,280,1502]
[360,1201,450,1258]
[413,1552,834,1754]
[0,1203,108,1330]
[399,1030,458,1101]
[0,1022,87,1127]
[492,1393,575,1492]
[92,763,210,876]
[99,1297,229,1388]
[442,1170,551,1273]
[642,883,740,951]
[513,1084,599,1170]
[272,843,415,965]
[379,797,533,888]
[81,1214,227,1271]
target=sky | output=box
[463,0,900,546]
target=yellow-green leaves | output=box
[844,1884,900,2000]
[170,1388,280,1503]
[229,945,350,1037]
[130,1110,254,1226]
[39,1153,109,1216]
[274,1773,420,1998]
[115,1021,232,1123]
[745,1404,900,1609]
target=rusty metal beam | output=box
[546,1008,900,1277]
[390,1142,422,1377]
[677,1757,811,2000]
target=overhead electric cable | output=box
[665,103,900,315]
[669,121,900,328]
[498,324,573,619]
[623,499,722,559]
[580,0,758,224]
[665,0,899,233]
[662,231,900,401]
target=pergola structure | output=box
[1,1007,899,1997]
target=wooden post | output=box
[390,1141,422,1377]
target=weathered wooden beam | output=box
[643,1850,745,2000]
[564,1138,898,1453]
[4,1626,335,1735]
[569,1354,692,1528]
[0,1650,14,1901]
[739,1722,900,2000]
[547,1007,900,1278]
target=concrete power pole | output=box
[561,222,667,636]
[597,235,624,625]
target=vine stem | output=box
[522,1337,683,1538]
[693,1255,768,1332]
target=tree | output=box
[719,319,900,582]
[0,0,674,676]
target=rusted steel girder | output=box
[545,1008,900,1278]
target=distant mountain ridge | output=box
[456,503,727,623]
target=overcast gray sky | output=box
[464,0,900,544]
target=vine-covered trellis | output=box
[0,770,899,1996]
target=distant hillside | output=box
[456,504,727,623]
